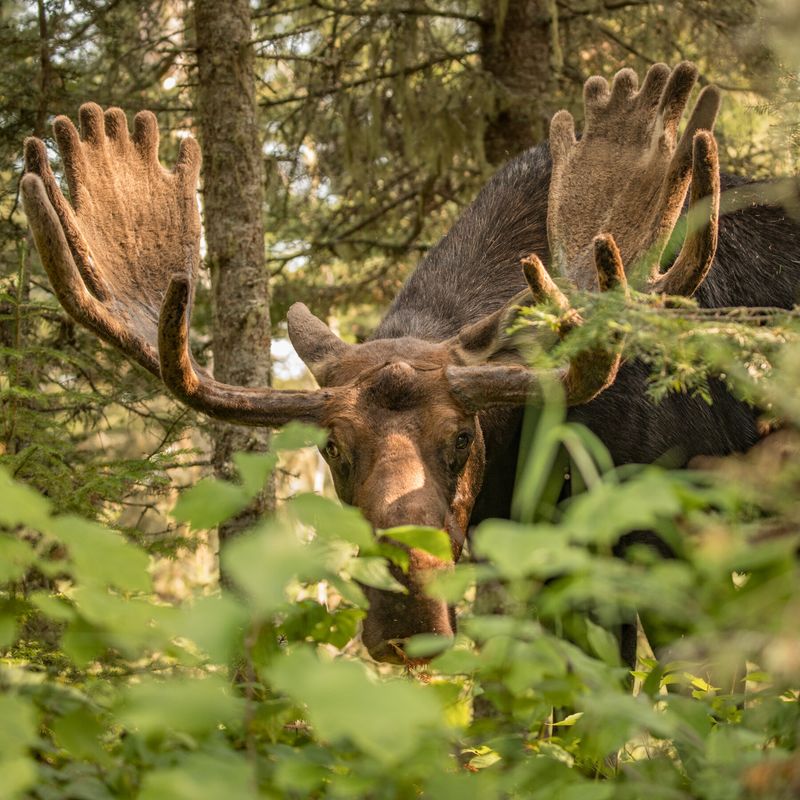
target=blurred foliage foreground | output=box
[2,292,800,800]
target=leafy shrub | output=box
[1,389,799,800]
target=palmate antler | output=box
[449,62,722,408]
[547,62,721,295]
[22,104,329,425]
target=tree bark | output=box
[481,0,557,166]
[194,0,274,549]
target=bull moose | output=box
[21,62,800,664]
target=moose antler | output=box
[446,241,627,410]
[22,105,201,374]
[22,104,332,425]
[548,62,721,296]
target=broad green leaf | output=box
[426,562,485,602]
[466,746,501,770]
[233,451,278,498]
[0,468,51,530]
[29,591,76,623]
[52,707,106,762]
[139,750,256,800]
[0,695,38,800]
[345,556,406,593]
[0,535,35,583]
[0,615,15,649]
[223,520,329,614]
[171,594,248,663]
[404,633,453,658]
[0,694,37,756]
[61,615,108,667]
[585,619,621,667]
[472,520,589,580]
[118,675,245,739]
[380,525,452,562]
[0,758,37,800]
[47,515,150,593]
[268,648,442,763]
[70,588,175,655]
[288,493,373,549]
[272,421,328,450]
[172,478,249,530]
[563,469,682,545]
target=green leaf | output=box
[0,614,15,649]
[380,526,452,562]
[48,515,150,593]
[345,557,406,593]
[172,479,249,530]
[267,648,442,763]
[0,758,37,800]
[425,562,484,602]
[29,591,76,623]
[404,633,453,658]
[585,619,621,668]
[472,520,589,580]
[233,451,278,498]
[52,707,106,762]
[0,694,37,756]
[170,594,248,663]
[0,695,38,800]
[222,520,329,614]
[139,750,256,800]
[118,675,245,740]
[287,493,373,549]
[0,535,35,583]
[272,421,328,450]
[563,468,682,545]
[0,468,51,530]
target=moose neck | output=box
[373,144,551,343]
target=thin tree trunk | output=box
[194,0,274,552]
[481,0,559,166]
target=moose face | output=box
[294,331,488,663]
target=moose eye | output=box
[455,431,472,450]
[324,440,340,459]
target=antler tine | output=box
[159,276,332,426]
[446,252,623,410]
[20,169,160,375]
[649,131,720,296]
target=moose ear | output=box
[287,303,350,386]
[447,290,530,366]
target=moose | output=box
[21,62,800,664]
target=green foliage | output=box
[2,3,800,799]
[1,390,799,799]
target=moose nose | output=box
[366,638,412,665]
[360,573,457,664]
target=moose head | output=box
[21,62,720,663]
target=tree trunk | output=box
[194,0,274,551]
[481,0,558,166]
